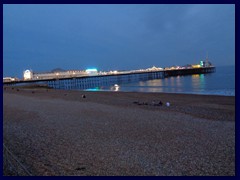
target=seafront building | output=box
[3,77,19,82]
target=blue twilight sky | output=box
[3,4,235,78]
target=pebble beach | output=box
[3,86,235,176]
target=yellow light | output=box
[192,64,201,68]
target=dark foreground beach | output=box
[3,86,235,176]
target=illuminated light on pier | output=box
[86,68,98,72]
[192,64,201,68]
[23,69,33,80]
[86,68,98,76]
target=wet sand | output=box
[3,87,235,176]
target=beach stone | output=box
[3,90,235,176]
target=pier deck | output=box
[3,67,216,90]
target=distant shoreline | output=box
[4,83,235,97]
[3,86,235,122]
[84,88,235,97]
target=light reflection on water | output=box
[90,75,206,94]
[191,74,205,92]
[84,66,235,96]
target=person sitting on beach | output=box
[159,101,163,106]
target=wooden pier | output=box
[3,67,216,90]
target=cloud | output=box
[3,4,235,78]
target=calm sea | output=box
[86,65,235,96]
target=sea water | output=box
[86,65,235,96]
